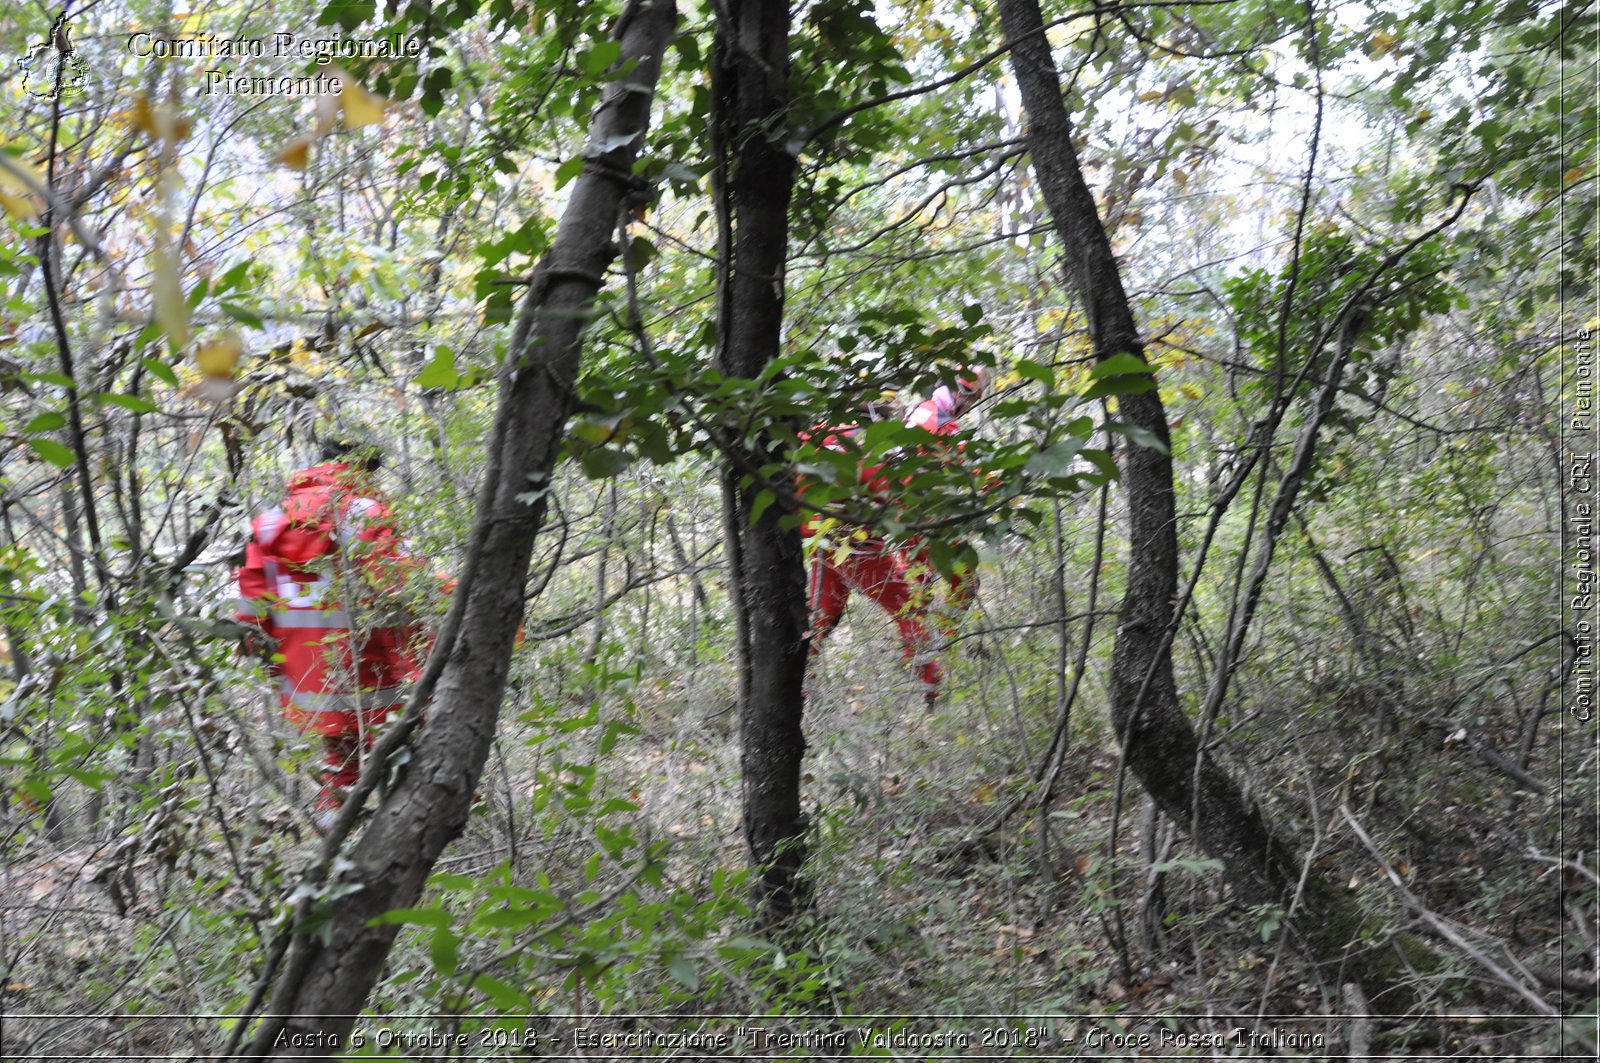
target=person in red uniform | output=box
[233,438,428,830]
[902,369,986,625]
[802,402,943,706]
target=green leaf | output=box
[99,393,158,414]
[220,303,266,330]
[141,357,180,387]
[660,161,699,187]
[214,261,251,294]
[748,488,777,526]
[1089,353,1153,379]
[1080,448,1118,481]
[476,907,543,930]
[318,0,375,29]
[429,925,459,976]
[22,411,65,433]
[554,155,585,189]
[186,277,211,308]
[472,976,532,1012]
[370,906,453,928]
[578,447,633,479]
[666,953,699,991]
[1105,420,1169,454]
[1014,359,1055,385]
[28,438,76,467]
[60,766,115,790]
[134,321,164,350]
[1025,437,1086,476]
[1082,375,1159,401]
[415,347,460,389]
[421,68,454,116]
[581,40,622,77]
[625,236,658,272]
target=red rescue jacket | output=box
[234,463,426,734]
[905,387,963,437]
[796,423,898,541]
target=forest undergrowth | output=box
[3,499,1588,1059]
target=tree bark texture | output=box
[241,2,678,1053]
[996,0,1297,903]
[711,0,810,924]
[992,0,1438,1003]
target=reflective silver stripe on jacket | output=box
[339,496,380,546]
[232,597,269,618]
[270,608,353,629]
[256,505,286,547]
[274,572,334,609]
[281,685,409,713]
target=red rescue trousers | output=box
[807,537,941,695]
[314,724,383,811]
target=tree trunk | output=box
[711,0,810,925]
[994,0,1425,1002]
[239,2,677,1053]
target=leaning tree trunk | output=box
[994,0,1427,1002]
[710,0,810,925]
[238,1,678,1054]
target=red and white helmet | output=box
[954,366,986,401]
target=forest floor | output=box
[0,602,1588,1059]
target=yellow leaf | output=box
[193,332,243,379]
[335,70,388,129]
[0,151,46,224]
[0,150,45,197]
[128,95,190,143]
[0,190,38,222]
[570,420,611,446]
[276,135,314,171]
[151,242,188,348]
